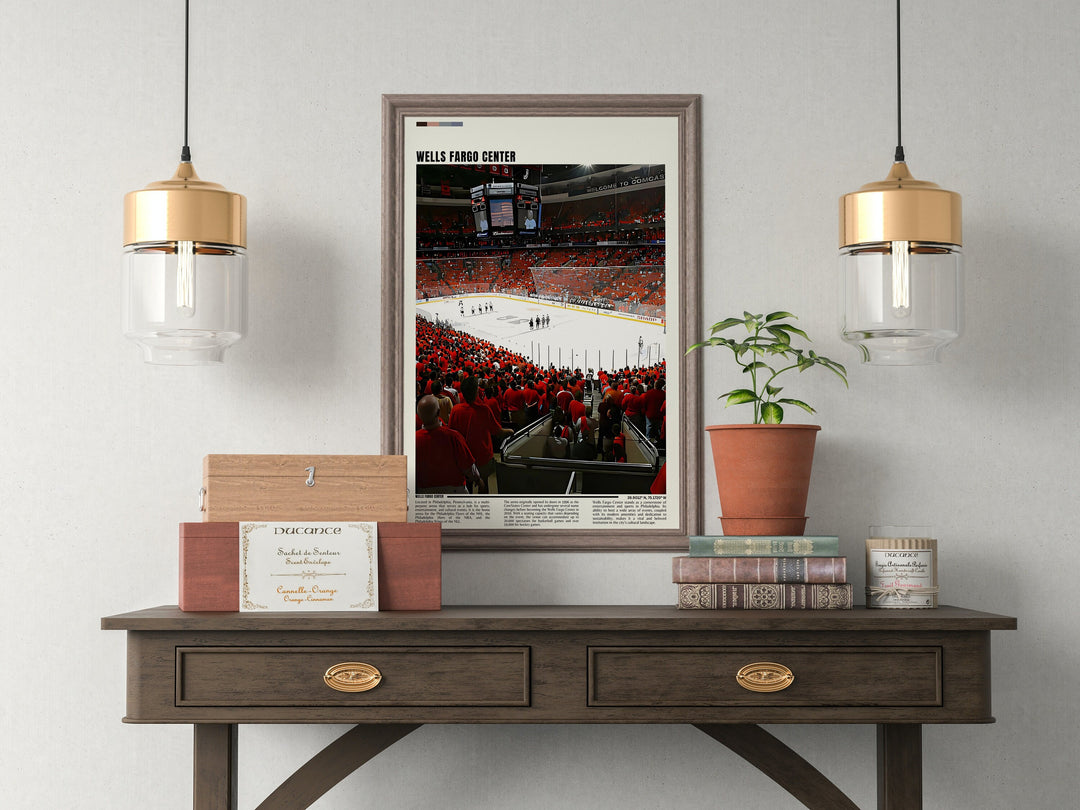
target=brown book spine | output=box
[677,583,853,610]
[672,556,846,583]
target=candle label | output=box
[865,538,938,608]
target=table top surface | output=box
[102,604,1017,633]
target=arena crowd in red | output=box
[414,318,666,494]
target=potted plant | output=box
[689,311,848,535]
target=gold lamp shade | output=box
[124,161,246,247]
[840,161,961,249]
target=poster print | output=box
[382,96,702,550]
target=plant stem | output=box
[751,321,761,423]
[764,363,801,393]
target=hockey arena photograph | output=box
[411,162,672,515]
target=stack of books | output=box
[674,535,853,610]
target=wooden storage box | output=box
[178,521,440,612]
[202,454,406,523]
[179,522,239,612]
[377,522,442,611]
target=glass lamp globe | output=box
[839,162,963,365]
[123,161,247,365]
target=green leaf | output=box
[749,345,766,356]
[723,389,758,407]
[742,361,769,373]
[820,357,849,381]
[780,324,810,341]
[765,326,792,344]
[761,402,784,423]
[797,357,814,372]
[824,363,850,387]
[764,311,797,323]
[765,384,783,396]
[778,398,816,414]
[708,317,745,333]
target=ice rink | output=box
[416,294,668,373]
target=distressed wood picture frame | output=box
[382,94,701,550]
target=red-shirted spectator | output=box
[555,387,573,413]
[623,385,645,435]
[504,381,527,428]
[415,395,482,493]
[449,377,512,487]
[481,381,502,426]
[568,391,586,425]
[522,382,539,422]
[642,379,666,440]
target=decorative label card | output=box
[865,537,938,609]
[240,522,378,611]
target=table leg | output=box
[877,723,922,810]
[696,724,859,809]
[194,724,238,810]
[255,724,420,810]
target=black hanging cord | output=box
[894,0,905,163]
[180,0,191,163]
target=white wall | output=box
[1,1,1073,807]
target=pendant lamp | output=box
[839,1,962,365]
[123,1,247,365]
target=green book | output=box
[688,535,840,557]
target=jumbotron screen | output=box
[489,199,514,228]
[517,183,539,232]
[470,180,539,238]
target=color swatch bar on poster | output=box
[416,121,463,126]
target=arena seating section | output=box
[416,245,665,320]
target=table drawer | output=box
[177,646,530,707]
[588,646,941,707]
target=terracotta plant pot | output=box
[705,424,820,536]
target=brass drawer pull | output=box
[324,662,382,693]
[736,662,794,693]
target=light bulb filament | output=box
[177,240,195,317]
[891,240,911,318]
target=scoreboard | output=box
[471,180,540,239]
[517,183,539,233]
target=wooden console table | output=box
[102,605,1015,810]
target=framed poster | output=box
[382,94,701,550]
